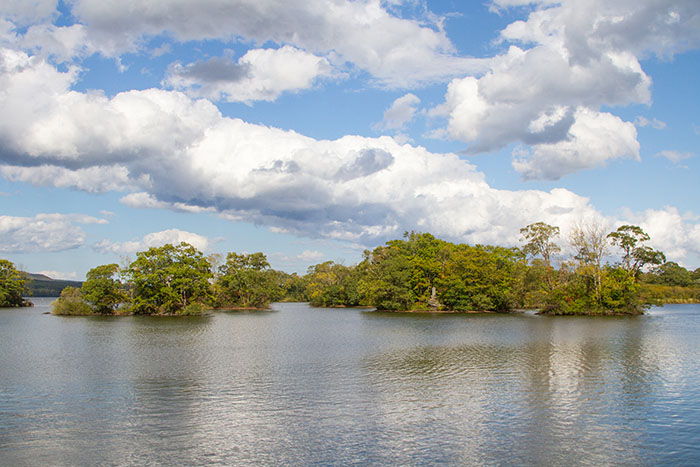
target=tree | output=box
[437,244,518,311]
[520,222,561,267]
[358,245,413,311]
[128,243,213,314]
[216,252,281,308]
[644,262,693,287]
[607,225,665,277]
[0,259,31,307]
[305,261,360,307]
[570,222,608,304]
[52,287,93,315]
[81,263,125,314]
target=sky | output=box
[0,0,699,280]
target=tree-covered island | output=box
[51,242,300,316]
[0,259,32,308]
[3,223,698,316]
[302,224,682,315]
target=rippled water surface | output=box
[2,299,700,465]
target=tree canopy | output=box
[215,252,283,308]
[607,225,666,276]
[46,224,687,317]
[127,243,213,315]
[0,259,31,307]
[520,222,561,267]
[81,263,124,314]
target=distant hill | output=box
[23,272,83,297]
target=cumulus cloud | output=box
[55,0,486,87]
[1,165,134,192]
[20,24,96,62]
[0,0,57,26]
[1,45,699,266]
[0,213,106,253]
[512,108,640,180]
[164,46,334,103]
[94,229,215,255]
[0,46,602,247]
[432,0,699,178]
[374,93,421,132]
[620,206,700,265]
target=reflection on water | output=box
[1,299,700,465]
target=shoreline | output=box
[369,308,517,314]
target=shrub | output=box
[52,287,93,315]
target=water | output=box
[1,299,700,466]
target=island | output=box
[3,223,698,316]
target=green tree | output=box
[305,261,362,307]
[81,263,126,314]
[570,222,608,305]
[0,259,31,307]
[278,272,309,302]
[358,245,413,311]
[645,262,694,287]
[437,244,519,311]
[215,252,281,308]
[403,232,447,304]
[52,287,93,315]
[520,222,561,267]
[607,225,665,278]
[128,243,213,315]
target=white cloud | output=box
[1,165,134,192]
[1,46,700,266]
[497,0,700,60]
[0,213,105,253]
[620,207,700,265]
[0,0,57,26]
[432,0,699,179]
[512,108,640,180]
[94,229,214,254]
[634,116,667,130]
[297,250,325,262]
[120,192,215,213]
[61,0,486,87]
[164,46,334,103]
[0,47,600,247]
[37,270,78,280]
[20,24,96,62]
[656,150,693,164]
[374,93,421,132]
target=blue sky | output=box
[0,0,698,279]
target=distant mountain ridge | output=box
[23,272,83,297]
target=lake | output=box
[1,299,700,466]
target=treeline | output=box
[5,223,698,316]
[301,224,693,315]
[52,243,305,316]
[639,261,700,304]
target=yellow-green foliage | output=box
[641,284,700,305]
[52,287,93,315]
